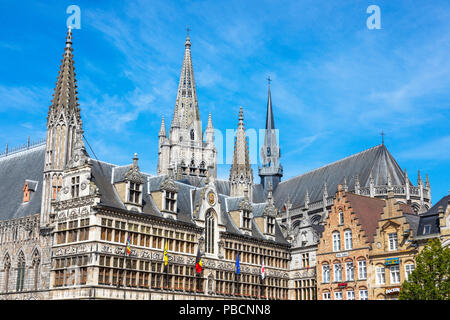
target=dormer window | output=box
[199,161,206,176]
[266,216,275,234]
[189,160,196,175]
[23,183,30,203]
[71,176,80,198]
[242,210,251,229]
[165,191,176,212]
[128,182,141,204]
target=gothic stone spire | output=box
[171,32,202,142]
[230,107,253,199]
[48,26,81,126]
[41,27,84,226]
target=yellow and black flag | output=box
[163,239,168,271]
[195,247,203,274]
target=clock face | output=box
[208,192,215,206]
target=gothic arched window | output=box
[32,250,41,291]
[3,254,11,293]
[16,251,25,292]
[190,129,195,141]
[205,210,215,254]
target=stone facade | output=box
[369,190,419,300]
[0,27,445,301]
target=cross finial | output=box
[186,25,190,36]
[381,130,385,145]
[267,76,272,86]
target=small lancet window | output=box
[267,217,275,234]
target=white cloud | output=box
[0,85,50,112]
[399,136,450,160]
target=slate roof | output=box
[0,144,45,220]
[403,213,420,237]
[425,195,450,216]
[345,193,386,243]
[415,195,449,237]
[273,144,407,209]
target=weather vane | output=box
[267,76,272,86]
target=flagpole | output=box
[121,218,130,299]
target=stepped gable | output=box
[345,193,385,243]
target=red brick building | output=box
[316,185,385,300]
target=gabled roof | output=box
[425,195,450,216]
[0,144,45,220]
[416,195,449,237]
[273,144,407,209]
[345,193,386,243]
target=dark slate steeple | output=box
[259,78,283,191]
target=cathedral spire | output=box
[259,78,282,191]
[266,78,275,131]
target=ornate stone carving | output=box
[160,174,178,193]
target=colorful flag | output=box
[261,257,265,280]
[195,247,203,274]
[126,234,131,255]
[163,239,168,267]
[236,252,240,275]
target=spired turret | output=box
[229,107,254,200]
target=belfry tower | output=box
[157,32,217,178]
[258,80,283,191]
[41,27,85,226]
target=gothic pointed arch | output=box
[31,248,41,291]
[3,253,11,293]
[16,250,26,292]
[205,209,216,254]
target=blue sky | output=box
[0,0,449,203]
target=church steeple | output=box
[41,27,84,226]
[230,107,254,200]
[258,79,283,191]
